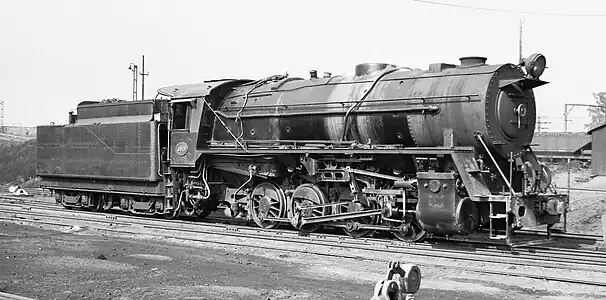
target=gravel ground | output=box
[1,221,606,300]
[551,169,606,236]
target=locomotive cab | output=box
[158,80,257,219]
[159,80,256,168]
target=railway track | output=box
[2,194,602,247]
[1,196,606,287]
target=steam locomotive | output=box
[37,53,567,244]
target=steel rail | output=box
[0,292,37,300]
[518,228,603,241]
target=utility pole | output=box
[564,105,569,133]
[140,55,149,100]
[564,103,606,132]
[0,100,4,133]
[519,17,525,63]
[128,63,139,101]
[536,116,550,133]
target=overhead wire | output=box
[410,0,606,17]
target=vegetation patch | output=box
[0,140,36,186]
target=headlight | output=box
[523,53,547,78]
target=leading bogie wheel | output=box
[392,218,427,242]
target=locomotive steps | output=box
[1,197,606,288]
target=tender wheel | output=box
[57,192,72,209]
[89,194,102,212]
[249,181,287,229]
[287,184,328,233]
[101,194,113,212]
[392,218,427,242]
[341,200,379,238]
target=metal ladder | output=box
[488,200,509,240]
[164,173,174,209]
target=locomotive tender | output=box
[37,53,567,244]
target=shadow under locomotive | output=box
[36,53,568,245]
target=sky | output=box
[1,0,606,132]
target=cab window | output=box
[172,103,189,129]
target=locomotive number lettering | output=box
[175,142,189,156]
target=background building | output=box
[532,132,591,160]
[587,124,606,175]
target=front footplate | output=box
[511,193,567,228]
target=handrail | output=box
[214,105,440,119]
[202,98,248,151]
[219,94,480,110]
[475,133,516,196]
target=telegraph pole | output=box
[519,17,524,63]
[140,55,149,100]
[536,116,551,133]
[0,100,4,133]
[564,105,569,133]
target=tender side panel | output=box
[37,119,160,181]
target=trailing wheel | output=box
[181,193,211,219]
[195,200,213,219]
[249,181,287,229]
